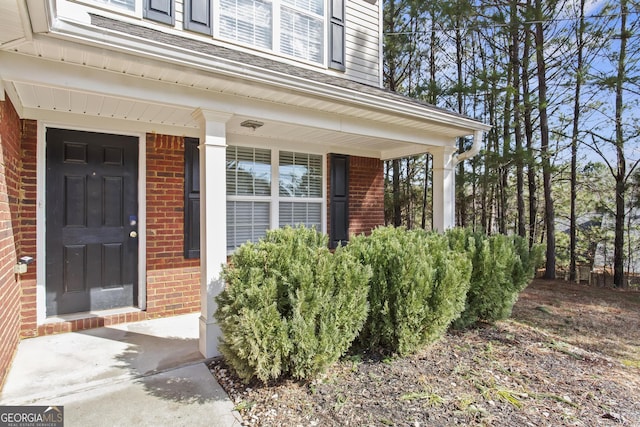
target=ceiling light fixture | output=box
[240,120,264,131]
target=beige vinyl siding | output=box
[344,0,381,86]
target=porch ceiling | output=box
[8,76,412,158]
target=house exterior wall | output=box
[62,0,381,86]
[349,155,385,236]
[0,127,201,340]
[18,121,37,338]
[326,154,385,241]
[34,132,201,335]
[145,133,201,316]
[0,94,23,389]
[0,111,384,387]
[344,0,381,86]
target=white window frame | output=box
[276,150,324,229]
[226,144,326,253]
[74,0,140,16]
[213,0,327,66]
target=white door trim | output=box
[36,121,147,323]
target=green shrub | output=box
[447,228,542,329]
[214,226,371,383]
[347,226,471,355]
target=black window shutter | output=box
[144,0,175,25]
[184,138,200,258]
[330,154,349,248]
[329,0,346,71]
[184,0,212,35]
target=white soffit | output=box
[10,78,432,156]
[13,82,199,128]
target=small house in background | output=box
[592,211,640,287]
[0,0,488,389]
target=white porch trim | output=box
[431,146,458,232]
[193,108,232,358]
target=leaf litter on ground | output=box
[210,279,640,426]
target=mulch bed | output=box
[209,279,640,426]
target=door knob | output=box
[129,231,138,238]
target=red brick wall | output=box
[145,133,200,316]
[326,154,385,240]
[0,94,23,389]
[19,120,37,338]
[348,156,385,236]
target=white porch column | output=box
[192,108,232,358]
[431,146,457,232]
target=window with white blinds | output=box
[226,146,271,196]
[226,146,324,252]
[85,0,135,11]
[227,201,271,251]
[279,201,321,229]
[280,2,324,63]
[279,151,322,197]
[278,151,323,230]
[219,0,273,50]
[226,146,272,251]
[217,0,324,64]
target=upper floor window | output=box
[218,0,324,64]
[89,0,135,11]
[80,0,344,69]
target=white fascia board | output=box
[0,51,463,146]
[2,82,24,117]
[226,134,382,159]
[325,145,383,159]
[43,12,489,135]
[381,141,451,161]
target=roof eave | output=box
[39,12,488,137]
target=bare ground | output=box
[209,279,640,426]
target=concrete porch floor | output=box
[0,313,241,426]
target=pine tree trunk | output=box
[535,0,556,279]
[455,21,466,228]
[569,0,586,282]
[500,59,512,235]
[613,0,628,287]
[511,0,526,238]
[522,13,537,249]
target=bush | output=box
[214,226,371,383]
[347,226,471,355]
[447,228,542,329]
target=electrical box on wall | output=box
[14,256,34,274]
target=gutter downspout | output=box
[455,130,484,165]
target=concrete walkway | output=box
[0,313,242,426]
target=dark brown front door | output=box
[46,128,138,315]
